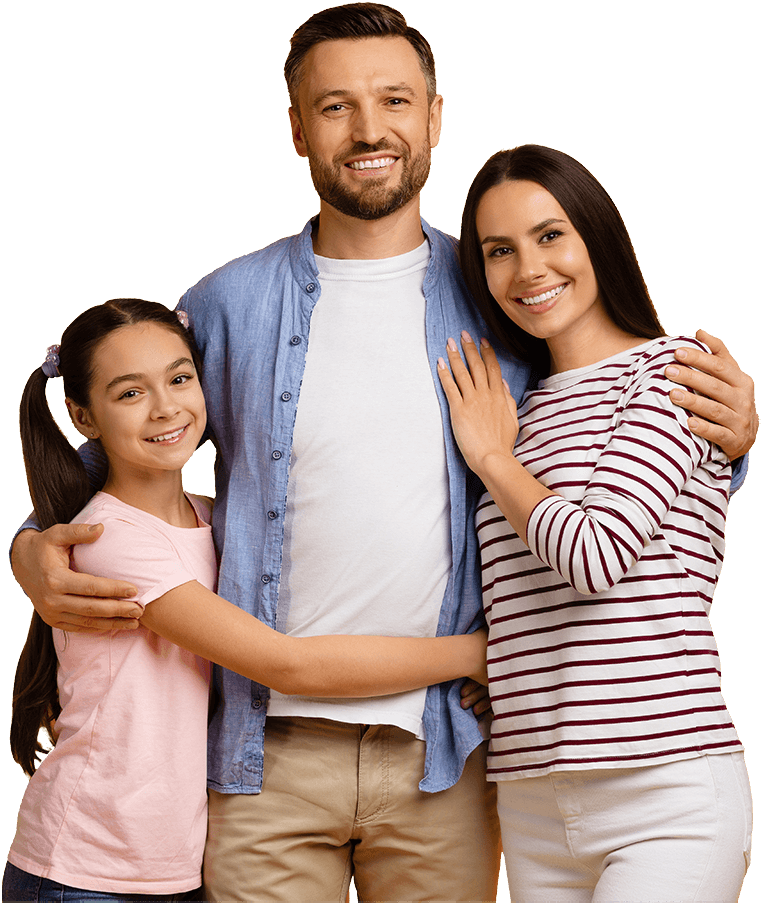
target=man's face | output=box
[290,36,442,221]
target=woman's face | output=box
[476,179,608,355]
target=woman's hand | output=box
[437,331,519,476]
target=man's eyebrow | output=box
[311,83,417,108]
[480,219,567,245]
[105,357,194,392]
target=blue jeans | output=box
[2,863,204,903]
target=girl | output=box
[4,298,487,903]
[437,146,751,902]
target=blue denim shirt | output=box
[177,218,531,794]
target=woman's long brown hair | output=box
[459,145,666,377]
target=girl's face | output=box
[476,179,610,364]
[68,322,206,482]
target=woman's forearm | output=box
[476,451,556,545]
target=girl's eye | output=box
[171,373,193,386]
[118,389,140,401]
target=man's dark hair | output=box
[285,3,436,110]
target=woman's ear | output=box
[66,398,99,440]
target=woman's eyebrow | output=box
[481,218,567,246]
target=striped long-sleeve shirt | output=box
[478,337,742,780]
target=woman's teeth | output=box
[518,284,567,306]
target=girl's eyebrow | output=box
[105,357,194,392]
[480,218,568,246]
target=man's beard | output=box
[306,139,432,221]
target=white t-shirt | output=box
[8,492,215,894]
[268,241,452,737]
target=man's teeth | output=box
[348,157,396,170]
[147,427,185,443]
[518,284,566,306]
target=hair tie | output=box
[42,345,61,379]
[176,310,190,329]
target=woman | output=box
[437,145,751,902]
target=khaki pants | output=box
[204,717,500,902]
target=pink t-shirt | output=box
[8,492,216,895]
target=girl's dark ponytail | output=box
[11,299,200,775]
[12,365,92,775]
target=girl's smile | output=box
[67,322,207,502]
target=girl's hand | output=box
[437,331,519,476]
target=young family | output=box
[6,4,756,903]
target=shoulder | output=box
[625,336,708,386]
[422,221,459,265]
[637,335,708,362]
[179,228,309,312]
[187,494,213,525]
[71,495,177,568]
[71,495,211,602]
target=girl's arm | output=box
[140,581,487,696]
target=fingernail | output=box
[447,338,457,351]
[437,357,447,370]
[481,337,491,348]
[671,389,685,401]
[665,366,680,378]
[461,330,474,343]
[675,348,688,360]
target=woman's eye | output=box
[540,230,562,243]
[172,373,193,386]
[487,246,513,258]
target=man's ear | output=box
[66,398,98,440]
[289,107,310,158]
[428,94,443,150]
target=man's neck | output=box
[312,198,426,260]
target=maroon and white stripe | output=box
[478,338,740,780]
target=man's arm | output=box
[666,329,757,461]
[11,524,142,633]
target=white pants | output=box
[497,753,752,903]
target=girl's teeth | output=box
[148,427,184,443]
[519,284,566,306]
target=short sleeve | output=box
[71,513,198,607]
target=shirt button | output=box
[281,391,292,402]
[253,699,262,709]
[261,574,271,584]
[290,335,302,346]
[271,450,282,460]
[267,510,278,520]
[305,283,316,293]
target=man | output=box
[11,4,757,902]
